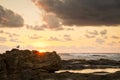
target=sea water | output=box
[58,53,120,74]
[59,53,120,61]
[56,68,120,75]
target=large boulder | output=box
[0,49,61,80]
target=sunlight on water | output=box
[56,68,120,74]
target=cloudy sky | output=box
[0,0,120,53]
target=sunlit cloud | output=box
[0,30,4,33]
[63,35,72,41]
[10,38,23,43]
[26,24,45,31]
[100,29,107,36]
[0,37,6,43]
[111,36,120,39]
[96,38,105,44]
[85,34,95,38]
[86,30,98,36]
[29,34,42,39]
[48,36,60,41]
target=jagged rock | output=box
[0,49,61,80]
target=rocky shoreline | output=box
[61,59,120,70]
[0,49,120,80]
[0,49,61,80]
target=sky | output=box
[0,0,120,53]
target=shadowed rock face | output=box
[0,49,61,80]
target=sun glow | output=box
[38,49,47,52]
[34,50,45,56]
[33,42,48,47]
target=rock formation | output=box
[0,49,61,80]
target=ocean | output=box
[57,53,120,74]
[59,53,120,61]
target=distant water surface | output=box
[59,53,120,61]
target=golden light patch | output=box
[35,50,45,56]
[38,49,47,52]
[33,42,48,47]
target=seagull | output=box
[16,45,20,49]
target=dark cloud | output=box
[111,36,120,39]
[0,37,6,42]
[33,0,120,26]
[0,5,24,27]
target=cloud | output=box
[108,41,117,46]
[96,38,105,44]
[33,0,120,26]
[64,35,72,41]
[0,5,24,27]
[85,29,108,39]
[85,34,95,38]
[26,24,63,31]
[66,28,74,31]
[48,35,72,41]
[64,35,70,37]
[42,13,63,30]
[48,36,60,41]
[29,34,42,39]
[0,30,4,33]
[0,37,6,42]
[26,24,45,30]
[85,30,98,38]
[64,37,72,41]
[10,38,23,43]
[3,32,20,38]
[87,30,98,36]
[111,36,120,39]
[103,36,108,39]
[12,33,20,37]
[100,29,107,36]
